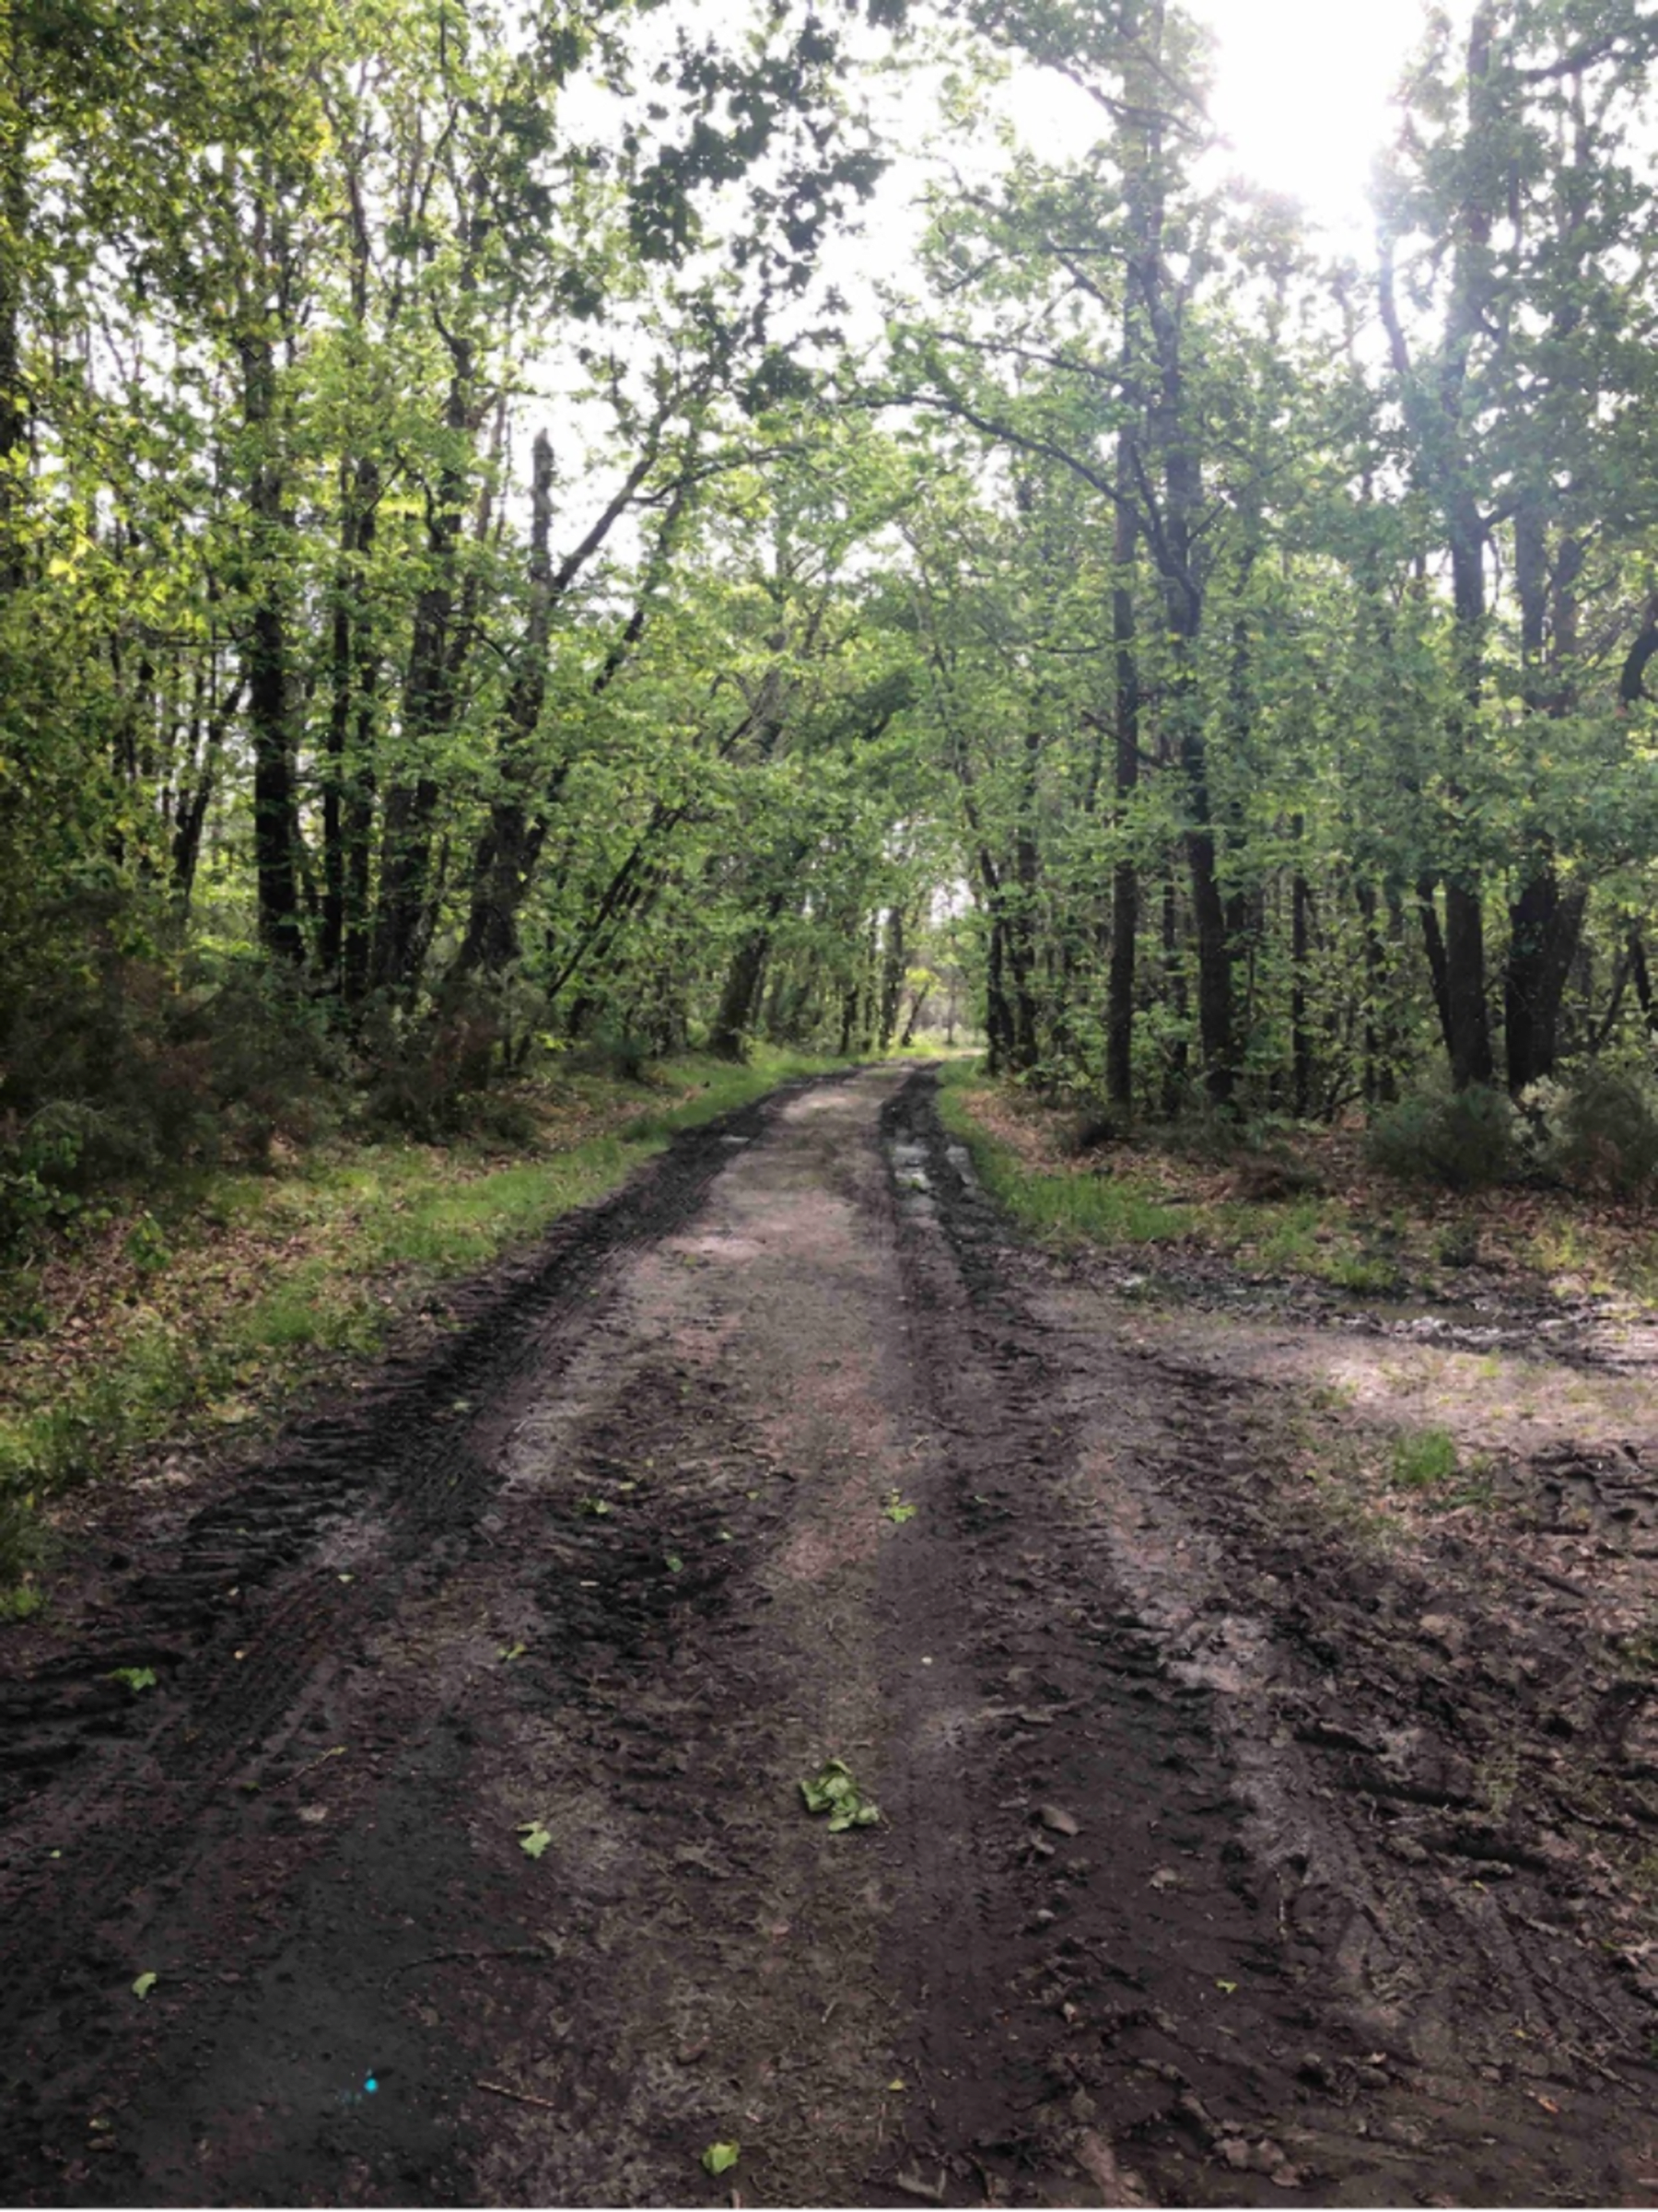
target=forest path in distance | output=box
[4,1065,1658,2208]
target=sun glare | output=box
[1200,0,1430,229]
[996,0,1440,237]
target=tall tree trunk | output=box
[372,356,473,1001]
[1105,450,1139,1114]
[1506,872,1587,1089]
[322,453,379,992]
[1290,829,1313,1118]
[0,46,29,597]
[1504,510,1587,1091]
[454,430,556,986]
[239,310,303,967]
[1442,519,1494,1087]
[878,903,906,1051]
[710,885,791,1060]
[1161,870,1187,1116]
[710,930,772,1061]
[984,908,1014,1075]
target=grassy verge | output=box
[935,1061,1658,1305]
[0,1047,849,1601]
[936,1064,1194,1246]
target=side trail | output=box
[2,1067,1654,2206]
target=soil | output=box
[4,1065,1658,2208]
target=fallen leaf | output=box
[1215,1979,1238,1995]
[132,1972,158,1999]
[800,1758,881,1831]
[517,1822,552,1860]
[702,2141,740,2176]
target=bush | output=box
[0,925,338,1254]
[1366,1082,1518,1189]
[1533,1064,1658,1198]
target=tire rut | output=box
[880,1069,1658,2207]
[0,1083,824,2035]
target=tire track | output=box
[0,1083,823,2032]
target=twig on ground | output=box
[477,2079,561,2113]
[280,1744,346,1787]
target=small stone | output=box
[1270,2168,1304,2191]
[1219,2139,1251,2171]
[1038,1805,1081,1837]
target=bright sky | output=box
[998,0,1440,240]
[1198,0,1432,230]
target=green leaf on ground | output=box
[109,1667,158,1693]
[702,2141,741,2176]
[132,1972,158,1999]
[576,1496,613,1517]
[498,1643,528,1662]
[518,1822,552,1860]
[882,1491,917,1525]
[665,1553,684,1574]
[800,1758,882,1832]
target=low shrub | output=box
[1533,1064,1658,1198]
[1365,1082,1518,1189]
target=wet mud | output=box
[3,1067,1657,2206]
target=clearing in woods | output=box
[3,1064,1658,2206]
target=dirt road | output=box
[4,1066,1658,2206]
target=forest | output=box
[4,0,1658,1221]
[11,6,1658,2193]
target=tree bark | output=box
[239,309,304,967]
[1105,447,1139,1114]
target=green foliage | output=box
[800,1757,881,1831]
[1366,1083,1520,1189]
[1390,1429,1461,1491]
[938,1072,1190,1247]
[1532,1065,1658,1198]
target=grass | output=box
[936,1066,1192,1247]
[0,1044,850,1600]
[940,1062,1658,1316]
[1390,1426,1462,1489]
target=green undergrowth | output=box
[937,1064,1658,1309]
[937,1063,1362,1266]
[936,1065,1192,1246]
[0,1046,849,1599]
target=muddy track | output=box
[4,1066,1658,2207]
[0,1079,833,2028]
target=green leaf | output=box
[518,1822,552,1860]
[800,1758,881,1831]
[498,1643,528,1662]
[132,1972,158,1999]
[665,1553,684,1574]
[109,1667,158,1693]
[882,1491,917,1525]
[702,2141,741,2176]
